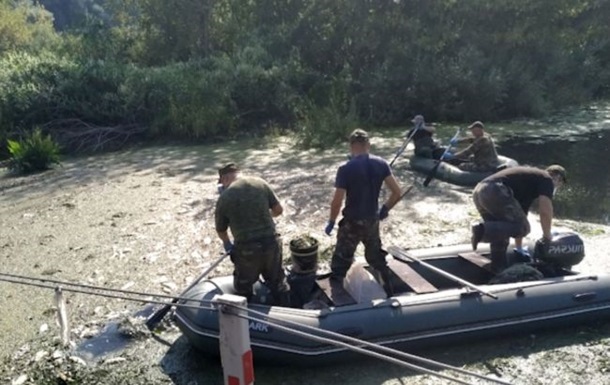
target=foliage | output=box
[296,77,359,149]
[1,0,610,153]
[38,0,108,31]
[0,0,59,54]
[7,127,61,173]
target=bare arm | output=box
[383,174,402,209]
[538,195,554,240]
[329,188,346,222]
[217,230,230,243]
[270,202,283,217]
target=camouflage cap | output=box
[349,128,369,144]
[468,121,485,130]
[546,164,567,183]
[218,163,238,182]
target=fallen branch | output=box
[41,119,147,153]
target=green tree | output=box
[0,0,58,54]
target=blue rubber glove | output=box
[324,220,335,236]
[449,138,458,146]
[379,204,390,220]
[513,246,532,263]
[513,246,531,257]
[442,151,454,160]
[223,240,233,253]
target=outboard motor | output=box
[534,231,585,268]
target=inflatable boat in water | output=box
[408,155,518,187]
[173,232,610,365]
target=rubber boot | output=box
[471,222,485,251]
[490,239,510,273]
[372,266,395,297]
[274,290,292,307]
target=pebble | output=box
[104,357,127,365]
[69,356,87,366]
[34,350,48,362]
[11,374,27,385]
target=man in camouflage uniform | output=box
[215,163,290,305]
[447,121,499,172]
[471,164,567,272]
[324,129,402,292]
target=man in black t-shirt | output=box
[471,164,567,272]
[324,129,402,289]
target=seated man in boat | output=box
[407,115,446,159]
[215,163,291,306]
[470,164,567,272]
[444,121,499,172]
[324,129,403,293]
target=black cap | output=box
[218,163,238,183]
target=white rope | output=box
[232,303,512,385]
[1,271,512,384]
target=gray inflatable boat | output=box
[408,155,518,186]
[173,232,610,365]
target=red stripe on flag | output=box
[243,350,254,384]
[228,375,240,385]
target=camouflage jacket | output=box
[455,133,499,168]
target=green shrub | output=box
[7,128,61,174]
[296,78,359,149]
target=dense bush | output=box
[296,77,359,149]
[1,0,609,155]
[7,127,61,174]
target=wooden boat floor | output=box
[316,277,357,306]
[387,259,438,294]
[459,252,493,273]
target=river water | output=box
[436,102,610,225]
[495,107,610,225]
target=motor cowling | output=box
[535,231,585,267]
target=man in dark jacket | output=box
[215,163,290,305]
[407,115,446,159]
[471,164,567,272]
[324,129,402,291]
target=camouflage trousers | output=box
[458,161,499,172]
[330,218,387,278]
[232,235,290,305]
[473,181,531,271]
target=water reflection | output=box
[499,130,610,224]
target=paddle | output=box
[422,127,462,187]
[389,121,424,168]
[145,251,230,330]
[387,245,499,300]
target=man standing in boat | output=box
[215,163,291,305]
[470,164,568,272]
[324,129,403,292]
[444,121,499,172]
